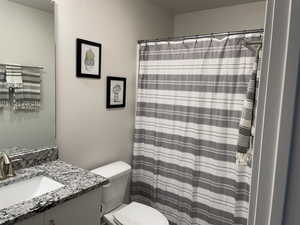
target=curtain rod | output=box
[0,63,43,69]
[138,28,264,44]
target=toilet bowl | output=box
[104,202,169,225]
[91,161,169,225]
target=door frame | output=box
[249,0,299,225]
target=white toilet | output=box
[91,161,169,225]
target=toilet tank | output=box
[91,161,131,214]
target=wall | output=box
[0,0,55,149]
[284,67,300,225]
[249,0,300,224]
[174,1,266,36]
[55,0,173,169]
[282,0,300,224]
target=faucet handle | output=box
[7,163,15,177]
[0,159,7,180]
[0,166,6,180]
[0,152,16,179]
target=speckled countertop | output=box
[0,160,108,225]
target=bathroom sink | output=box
[0,176,64,210]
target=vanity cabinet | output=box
[16,214,43,225]
[15,188,101,225]
[44,188,101,225]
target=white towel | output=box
[5,64,23,88]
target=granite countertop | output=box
[0,160,108,225]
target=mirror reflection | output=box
[0,0,55,151]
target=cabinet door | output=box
[44,188,101,225]
[16,214,44,225]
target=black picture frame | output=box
[76,38,101,79]
[106,76,127,108]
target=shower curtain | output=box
[132,33,262,225]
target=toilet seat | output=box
[104,202,169,225]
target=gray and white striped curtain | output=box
[132,33,262,225]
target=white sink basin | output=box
[0,176,64,210]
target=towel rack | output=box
[0,63,43,69]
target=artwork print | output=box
[107,77,126,108]
[76,39,101,78]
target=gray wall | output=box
[283,0,300,223]
[55,0,173,169]
[0,0,55,149]
[248,0,300,224]
[174,1,266,36]
[284,69,300,225]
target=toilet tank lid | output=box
[91,161,131,179]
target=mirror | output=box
[0,0,55,153]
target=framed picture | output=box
[76,38,101,78]
[106,76,126,108]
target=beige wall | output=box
[174,1,266,36]
[0,0,55,150]
[55,0,173,169]
[55,0,267,170]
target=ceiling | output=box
[7,0,265,14]
[9,0,54,13]
[148,0,265,14]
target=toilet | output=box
[91,161,169,225]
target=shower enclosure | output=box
[132,29,263,225]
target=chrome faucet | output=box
[0,152,15,180]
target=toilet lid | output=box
[105,202,169,225]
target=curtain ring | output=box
[226,32,230,41]
[194,38,198,47]
[210,33,214,42]
[209,33,213,43]
[243,33,247,46]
